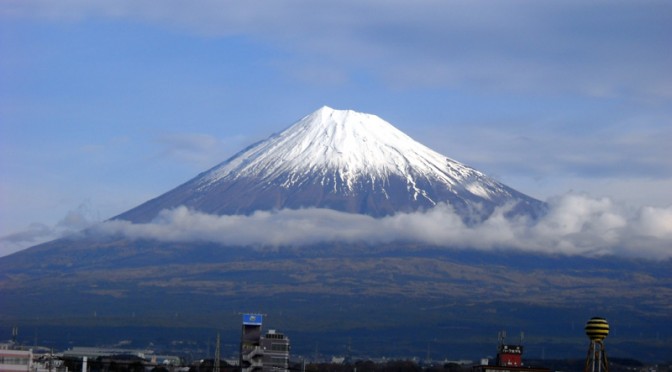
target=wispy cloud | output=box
[440,122,672,181]
[5,1,671,101]
[91,193,672,260]
[155,132,245,169]
[0,202,98,256]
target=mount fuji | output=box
[1,107,671,362]
[117,106,543,223]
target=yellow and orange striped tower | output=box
[584,317,610,372]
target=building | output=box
[496,344,523,367]
[239,314,291,372]
[0,344,33,372]
[240,313,264,371]
[260,330,290,372]
[473,333,549,372]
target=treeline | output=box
[189,359,468,371]
[296,360,468,372]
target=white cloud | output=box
[91,193,672,260]
[636,206,672,239]
[4,193,670,260]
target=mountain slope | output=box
[1,239,670,361]
[117,106,543,222]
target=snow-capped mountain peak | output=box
[200,106,484,197]
[117,106,543,222]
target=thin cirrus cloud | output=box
[460,127,672,180]
[90,193,672,260]
[155,132,245,169]
[5,1,671,100]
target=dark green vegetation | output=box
[52,357,669,372]
[1,237,671,362]
[298,358,663,372]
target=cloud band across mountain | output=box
[94,193,672,260]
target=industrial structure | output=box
[584,317,610,372]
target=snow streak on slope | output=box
[199,106,503,203]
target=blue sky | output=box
[1,1,671,256]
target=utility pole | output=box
[214,332,221,372]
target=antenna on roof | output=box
[498,330,507,344]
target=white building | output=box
[0,343,32,372]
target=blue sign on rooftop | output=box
[243,313,263,325]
